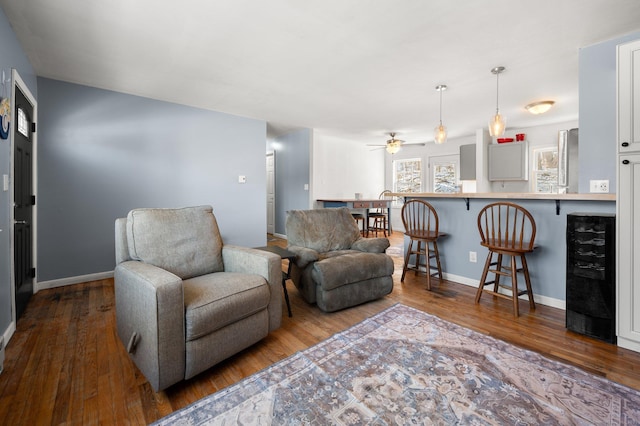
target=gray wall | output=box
[0,7,38,337]
[579,31,640,194]
[37,78,268,283]
[408,197,615,303]
[269,129,312,235]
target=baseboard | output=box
[273,233,287,240]
[35,271,114,292]
[2,321,15,348]
[427,270,566,311]
[617,336,640,353]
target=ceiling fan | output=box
[367,133,426,154]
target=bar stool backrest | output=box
[401,199,439,238]
[477,202,536,251]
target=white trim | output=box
[35,271,114,291]
[411,265,566,310]
[273,232,287,240]
[2,321,16,357]
[9,70,38,338]
[443,272,566,310]
[618,336,640,353]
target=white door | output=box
[266,152,275,234]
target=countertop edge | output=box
[389,192,616,201]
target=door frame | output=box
[266,151,275,235]
[9,69,37,331]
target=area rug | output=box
[154,304,640,425]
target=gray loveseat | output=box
[285,207,394,312]
[114,205,281,391]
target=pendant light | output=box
[434,84,447,144]
[489,66,506,137]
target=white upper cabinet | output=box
[618,39,640,153]
[488,141,528,181]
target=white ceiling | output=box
[2,0,640,145]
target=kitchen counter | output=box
[390,192,615,201]
[390,192,615,308]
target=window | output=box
[393,158,422,196]
[17,107,29,137]
[430,155,459,193]
[531,147,558,193]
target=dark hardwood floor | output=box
[1,231,639,424]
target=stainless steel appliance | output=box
[558,128,579,193]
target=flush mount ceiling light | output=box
[525,100,555,115]
[434,84,447,144]
[489,66,506,137]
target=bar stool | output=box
[475,202,536,317]
[400,199,446,290]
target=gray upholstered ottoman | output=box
[311,252,394,312]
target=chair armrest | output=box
[351,237,390,253]
[222,246,282,331]
[114,261,185,392]
[286,245,319,268]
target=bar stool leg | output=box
[424,241,432,291]
[521,255,536,310]
[476,251,493,303]
[414,241,423,278]
[433,241,443,280]
[511,255,519,317]
[494,254,503,293]
[401,239,414,282]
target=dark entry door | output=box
[13,84,34,320]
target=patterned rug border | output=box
[154,303,640,425]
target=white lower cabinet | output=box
[617,154,640,351]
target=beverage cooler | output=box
[566,213,616,343]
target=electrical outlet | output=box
[589,179,609,193]
[469,251,477,263]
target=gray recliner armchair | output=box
[285,207,394,312]
[114,205,281,391]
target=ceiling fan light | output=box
[434,124,447,144]
[386,141,401,154]
[489,113,506,137]
[525,100,555,114]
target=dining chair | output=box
[368,190,393,237]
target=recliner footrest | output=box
[311,252,394,291]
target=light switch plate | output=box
[238,175,246,184]
[2,174,8,191]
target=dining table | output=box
[316,198,392,236]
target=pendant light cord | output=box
[495,71,500,114]
[439,88,443,125]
